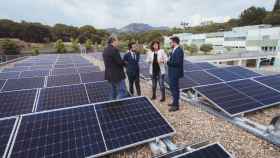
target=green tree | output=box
[55,39,66,53]
[0,39,21,55]
[200,44,213,55]
[186,44,198,55]
[85,39,93,50]
[239,6,267,26]
[263,10,280,25]
[32,47,40,56]
[70,38,80,52]
[52,24,79,42]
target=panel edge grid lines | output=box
[204,69,227,82]
[6,116,22,158]
[0,79,7,92]
[33,89,41,113]
[83,84,91,104]
[253,77,280,94]
[2,117,19,158]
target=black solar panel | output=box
[20,70,49,78]
[0,80,6,90]
[9,107,106,158]
[52,68,78,76]
[207,68,242,81]
[254,74,280,91]
[80,71,105,83]
[77,66,100,73]
[47,74,81,87]
[185,71,222,85]
[174,143,231,158]
[85,81,112,103]
[228,79,280,106]
[0,72,20,80]
[2,77,44,92]
[179,77,199,90]
[224,66,261,78]
[0,118,16,158]
[195,83,263,117]
[37,84,89,111]
[195,62,216,70]
[184,63,202,72]
[95,97,175,150]
[0,89,37,118]
[30,65,53,70]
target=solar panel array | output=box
[0,118,17,158]
[7,97,174,158]
[174,143,232,158]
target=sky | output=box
[0,0,275,29]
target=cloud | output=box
[0,0,275,28]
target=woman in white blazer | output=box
[146,41,168,102]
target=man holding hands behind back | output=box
[123,42,141,96]
[167,36,184,112]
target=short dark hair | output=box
[108,36,117,45]
[150,40,161,51]
[170,36,180,44]
[128,42,136,50]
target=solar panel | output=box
[224,66,261,78]
[179,77,199,90]
[0,89,37,118]
[85,81,112,103]
[80,71,105,83]
[254,74,280,91]
[195,83,263,117]
[2,67,30,72]
[184,63,202,72]
[95,97,175,150]
[195,62,216,70]
[185,71,222,85]
[15,63,33,67]
[9,106,106,158]
[47,74,81,87]
[174,143,232,158]
[2,77,44,92]
[37,84,89,111]
[75,63,93,67]
[20,70,49,78]
[77,66,100,74]
[228,79,280,106]
[52,68,78,76]
[0,80,6,90]
[30,65,53,70]
[0,118,17,158]
[207,68,242,81]
[0,72,20,80]
[54,64,75,69]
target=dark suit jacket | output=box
[103,45,126,83]
[167,47,184,79]
[123,51,140,77]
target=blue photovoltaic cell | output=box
[195,62,216,70]
[80,71,105,83]
[0,89,37,118]
[0,118,16,158]
[224,66,261,78]
[207,68,243,81]
[184,63,202,72]
[179,77,199,89]
[30,65,53,70]
[2,77,44,92]
[175,144,231,158]
[195,83,263,116]
[185,71,222,85]
[20,70,49,78]
[77,66,100,74]
[254,74,280,91]
[85,81,112,103]
[2,67,30,72]
[51,68,78,76]
[0,72,20,80]
[9,107,106,158]
[47,74,81,87]
[228,79,280,106]
[54,64,75,69]
[37,84,89,111]
[95,97,175,150]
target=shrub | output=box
[200,44,213,55]
[0,39,21,55]
[55,39,66,53]
[85,39,93,50]
[32,47,40,56]
[186,44,198,55]
[70,38,79,52]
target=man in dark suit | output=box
[167,36,184,112]
[123,42,141,96]
[103,36,127,99]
